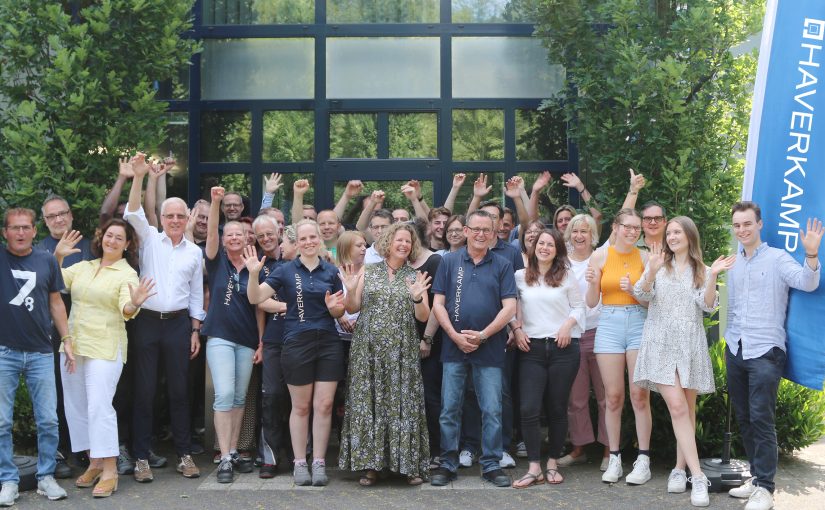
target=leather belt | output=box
[141,308,188,320]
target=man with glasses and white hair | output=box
[122,153,205,483]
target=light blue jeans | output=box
[206,338,255,412]
[0,346,58,483]
[439,362,503,474]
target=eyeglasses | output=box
[619,223,642,233]
[446,228,464,235]
[369,224,389,231]
[466,227,493,236]
[642,216,665,224]
[525,229,542,235]
[44,210,70,221]
[5,225,34,232]
[256,232,277,240]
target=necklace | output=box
[386,260,403,275]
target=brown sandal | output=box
[92,476,118,498]
[75,468,103,488]
[545,468,564,484]
[512,471,545,489]
[358,470,379,487]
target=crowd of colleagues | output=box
[0,157,822,510]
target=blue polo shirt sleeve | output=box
[432,253,451,296]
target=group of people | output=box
[0,161,821,510]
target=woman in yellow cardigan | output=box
[54,219,155,498]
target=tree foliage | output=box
[0,0,198,235]
[535,0,763,258]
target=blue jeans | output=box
[460,348,516,456]
[726,343,785,493]
[0,346,58,483]
[206,338,255,412]
[440,362,502,474]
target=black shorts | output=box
[281,329,344,386]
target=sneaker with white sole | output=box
[499,451,516,468]
[515,441,527,458]
[0,482,19,507]
[601,454,622,483]
[667,468,687,493]
[745,487,774,510]
[459,450,475,468]
[557,453,587,467]
[690,473,711,507]
[36,476,67,501]
[625,454,651,485]
[729,477,757,499]
[600,456,609,471]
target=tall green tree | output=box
[0,0,198,234]
[536,0,762,258]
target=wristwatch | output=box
[192,327,201,334]
[423,335,433,345]
[478,331,488,344]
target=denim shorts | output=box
[594,305,647,354]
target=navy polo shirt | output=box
[260,258,285,345]
[36,235,93,268]
[432,247,517,367]
[0,248,65,353]
[492,239,524,272]
[202,248,258,350]
[263,257,343,342]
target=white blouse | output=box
[515,269,586,339]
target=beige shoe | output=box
[176,455,200,478]
[133,459,154,483]
[557,453,588,467]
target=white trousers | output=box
[60,350,123,458]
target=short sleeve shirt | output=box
[260,258,286,345]
[0,248,65,353]
[263,258,343,342]
[202,249,258,349]
[492,239,524,272]
[432,247,517,367]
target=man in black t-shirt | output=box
[0,208,74,504]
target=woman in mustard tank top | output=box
[585,209,652,485]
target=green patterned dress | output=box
[338,262,430,477]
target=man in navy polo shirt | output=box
[430,210,517,488]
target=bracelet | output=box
[628,191,638,195]
[192,327,201,334]
[806,253,818,258]
[422,335,433,345]
[412,296,424,304]
[61,335,73,342]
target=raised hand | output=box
[293,179,310,196]
[504,177,522,199]
[118,157,134,178]
[532,171,552,193]
[560,173,584,192]
[264,173,284,194]
[473,173,492,198]
[324,289,345,311]
[710,254,737,277]
[211,186,225,203]
[130,152,150,178]
[407,180,422,199]
[149,160,169,179]
[338,263,364,294]
[372,190,386,208]
[800,217,824,255]
[452,173,467,188]
[344,180,363,197]
[629,168,646,193]
[647,241,665,274]
[243,245,264,273]
[405,270,432,301]
[128,277,158,308]
[585,264,601,284]
[55,230,83,261]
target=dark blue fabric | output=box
[36,236,92,268]
[261,258,285,345]
[432,247,517,368]
[202,248,258,349]
[263,257,343,343]
[0,249,65,353]
[492,239,524,271]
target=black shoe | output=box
[430,467,457,486]
[190,442,205,456]
[148,451,167,468]
[482,468,511,487]
[54,452,72,479]
[231,452,254,474]
[216,459,234,484]
[259,464,277,479]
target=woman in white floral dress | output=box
[633,216,735,507]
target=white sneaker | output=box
[601,454,622,483]
[0,482,19,507]
[515,441,527,458]
[499,451,516,468]
[667,468,687,493]
[745,487,774,510]
[36,476,67,501]
[600,456,609,471]
[459,450,475,468]
[690,473,711,507]
[557,452,588,467]
[625,454,651,485]
[729,477,757,499]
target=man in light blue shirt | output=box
[724,201,822,510]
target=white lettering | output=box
[10,270,36,311]
[453,266,463,322]
[790,111,813,131]
[295,274,305,323]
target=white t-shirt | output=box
[515,269,586,339]
[568,256,601,330]
[364,245,383,265]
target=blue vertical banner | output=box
[743,0,825,390]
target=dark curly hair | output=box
[92,218,139,270]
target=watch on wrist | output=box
[423,335,433,345]
[192,327,201,334]
[478,331,489,344]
